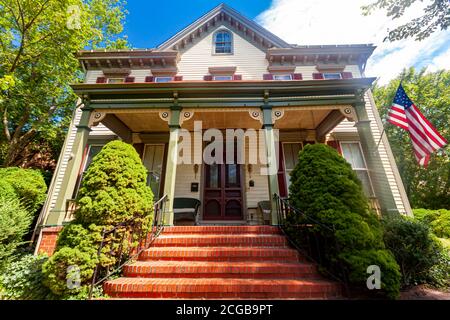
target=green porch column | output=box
[162,106,181,226]
[46,107,92,225]
[353,100,397,214]
[261,104,280,225]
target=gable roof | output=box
[157,3,291,51]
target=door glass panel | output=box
[226,164,238,187]
[283,143,302,192]
[208,163,220,188]
[143,145,165,197]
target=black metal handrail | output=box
[88,194,168,299]
[274,193,349,294]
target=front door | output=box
[203,143,243,220]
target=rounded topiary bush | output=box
[288,143,401,299]
[0,180,16,199]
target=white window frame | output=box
[282,142,303,192]
[213,29,233,55]
[273,74,292,81]
[154,76,173,83]
[73,144,104,197]
[213,75,233,81]
[107,78,124,84]
[339,141,375,196]
[323,72,342,80]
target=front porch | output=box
[44,78,394,227]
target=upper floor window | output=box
[155,76,172,83]
[213,75,233,81]
[273,74,292,81]
[323,72,342,80]
[107,78,124,84]
[214,30,232,54]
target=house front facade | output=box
[35,4,411,255]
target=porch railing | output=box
[88,194,168,299]
[274,193,349,294]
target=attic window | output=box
[273,74,292,81]
[323,73,342,80]
[213,75,233,81]
[155,76,173,83]
[107,78,124,84]
[214,30,232,54]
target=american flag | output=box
[387,84,447,167]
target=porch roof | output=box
[71,78,376,108]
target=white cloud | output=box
[426,46,450,72]
[256,0,450,84]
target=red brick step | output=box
[139,246,302,262]
[162,226,282,235]
[152,234,288,247]
[124,261,320,279]
[104,277,342,299]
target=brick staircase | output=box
[103,226,342,299]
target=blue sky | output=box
[123,0,450,84]
[124,0,271,48]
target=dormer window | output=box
[214,30,232,54]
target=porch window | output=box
[73,145,103,197]
[214,30,232,54]
[282,142,303,192]
[154,76,173,83]
[323,72,342,80]
[340,142,375,197]
[273,74,292,81]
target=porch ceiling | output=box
[182,110,262,130]
[115,113,169,132]
[274,109,330,130]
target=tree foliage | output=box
[362,0,449,41]
[372,68,450,209]
[288,144,401,299]
[0,0,128,170]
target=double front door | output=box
[203,143,243,220]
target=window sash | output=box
[214,31,232,54]
[273,74,292,81]
[107,78,124,84]
[323,73,342,80]
[154,77,172,83]
[213,75,233,81]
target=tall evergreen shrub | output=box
[288,144,401,299]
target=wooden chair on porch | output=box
[173,197,201,226]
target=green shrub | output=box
[0,180,16,199]
[74,140,153,228]
[42,247,98,296]
[0,167,47,213]
[0,196,33,270]
[414,208,450,239]
[383,216,443,287]
[0,254,54,300]
[288,144,401,299]
[42,141,154,298]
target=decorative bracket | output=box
[338,106,358,122]
[89,111,107,127]
[249,110,263,124]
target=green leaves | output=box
[0,0,128,168]
[372,68,450,209]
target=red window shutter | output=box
[263,74,274,80]
[312,73,324,80]
[291,73,303,80]
[204,75,213,81]
[233,74,242,80]
[124,76,135,83]
[145,76,154,82]
[96,77,107,83]
[173,76,183,81]
[327,140,342,155]
[341,72,353,79]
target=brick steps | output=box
[103,226,342,299]
[124,261,319,279]
[153,234,288,247]
[139,247,302,262]
[104,278,342,299]
[162,226,282,235]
